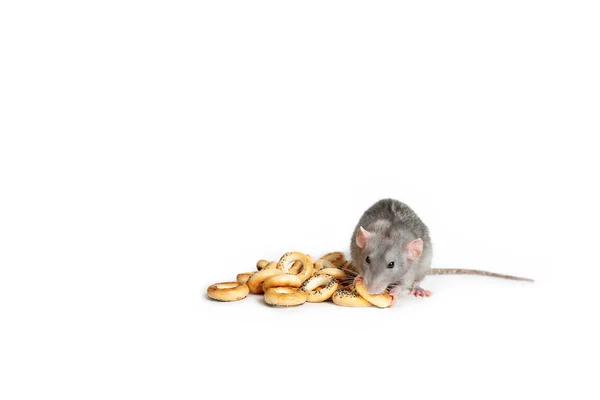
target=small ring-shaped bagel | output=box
[256,260,269,270]
[261,274,303,291]
[342,261,358,275]
[246,269,283,294]
[354,277,393,308]
[315,267,348,280]
[207,282,250,302]
[236,272,254,284]
[314,259,336,272]
[264,287,307,307]
[288,260,303,274]
[277,252,314,282]
[300,275,339,303]
[263,261,278,270]
[332,288,372,307]
[319,252,346,268]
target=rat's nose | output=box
[364,278,386,294]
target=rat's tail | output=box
[428,268,534,282]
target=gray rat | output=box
[350,199,532,300]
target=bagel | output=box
[337,279,352,290]
[314,259,336,272]
[246,269,283,294]
[236,272,254,284]
[342,261,358,275]
[256,259,269,270]
[315,267,348,280]
[207,282,250,302]
[354,277,393,308]
[264,287,307,307]
[261,274,303,291]
[300,275,339,303]
[277,252,314,282]
[288,260,303,275]
[318,252,346,268]
[263,261,278,270]
[332,288,372,307]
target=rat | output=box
[349,199,533,301]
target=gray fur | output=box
[350,199,532,297]
[429,268,533,282]
[350,199,432,296]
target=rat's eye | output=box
[365,256,371,264]
[387,261,395,269]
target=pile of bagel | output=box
[206,251,393,308]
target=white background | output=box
[1,1,599,399]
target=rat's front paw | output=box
[409,287,432,297]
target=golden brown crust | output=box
[277,252,314,282]
[314,259,336,272]
[263,261,278,270]
[246,269,284,294]
[354,277,392,308]
[264,287,307,307]
[262,274,303,291]
[318,252,346,268]
[332,288,371,307]
[288,260,303,274]
[315,267,348,280]
[300,275,339,302]
[256,260,269,270]
[236,272,254,284]
[207,282,250,302]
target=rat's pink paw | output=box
[389,293,397,307]
[409,288,432,298]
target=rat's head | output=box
[355,226,423,294]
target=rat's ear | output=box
[405,238,423,261]
[356,226,371,249]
